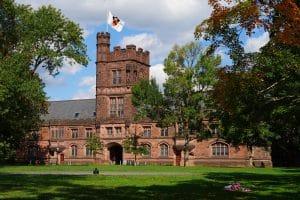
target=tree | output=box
[86,135,104,164]
[212,69,274,165]
[132,41,221,166]
[0,0,89,159]
[195,0,300,166]
[123,130,148,166]
[1,0,88,75]
[0,53,47,160]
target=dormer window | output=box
[74,112,80,118]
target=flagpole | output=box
[106,8,109,32]
[104,0,109,33]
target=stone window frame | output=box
[85,145,93,157]
[106,127,113,136]
[160,143,169,157]
[142,126,151,137]
[211,142,229,157]
[115,127,122,136]
[71,128,79,139]
[70,145,78,157]
[160,128,168,137]
[51,126,64,139]
[109,97,124,118]
[85,128,93,138]
[112,69,122,85]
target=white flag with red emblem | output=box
[107,11,125,32]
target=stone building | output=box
[20,32,272,167]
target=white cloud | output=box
[83,27,95,39]
[38,70,65,87]
[120,33,167,64]
[72,86,96,100]
[150,64,168,91]
[15,0,212,100]
[60,63,84,75]
[245,32,269,53]
[72,76,96,99]
[16,0,211,65]
[79,76,96,86]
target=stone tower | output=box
[95,32,150,164]
[96,32,150,125]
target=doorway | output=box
[108,143,123,165]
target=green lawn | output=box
[0,166,299,199]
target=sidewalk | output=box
[1,171,193,175]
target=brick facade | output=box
[20,32,272,167]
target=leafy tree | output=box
[0,53,47,159]
[86,134,104,163]
[0,0,89,159]
[196,0,300,166]
[123,131,148,166]
[1,0,88,75]
[132,41,221,166]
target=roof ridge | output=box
[49,98,96,103]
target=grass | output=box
[0,165,299,199]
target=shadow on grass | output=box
[0,171,299,200]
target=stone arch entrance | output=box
[107,142,123,165]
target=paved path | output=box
[1,171,193,175]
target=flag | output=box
[107,11,125,32]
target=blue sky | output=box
[16,0,269,101]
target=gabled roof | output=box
[42,99,96,120]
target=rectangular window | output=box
[143,127,151,137]
[86,148,93,157]
[112,70,122,85]
[133,70,137,81]
[126,69,130,83]
[110,97,117,116]
[110,97,124,118]
[71,129,79,139]
[115,127,122,136]
[107,127,113,136]
[71,146,77,157]
[51,127,64,139]
[117,97,124,117]
[112,70,117,85]
[160,128,168,137]
[117,70,122,84]
[86,128,93,138]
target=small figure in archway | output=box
[93,168,99,175]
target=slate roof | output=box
[42,99,96,120]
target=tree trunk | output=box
[249,146,254,167]
[183,149,187,167]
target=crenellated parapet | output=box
[110,45,150,65]
[97,32,110,43]
[96,32,150,65]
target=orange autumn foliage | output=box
[196,0,300,47]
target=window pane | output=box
[160,144,168,157]
[86,128,93,138]
[212,143,229,157]
[143,127,151,137]
[71,146,77,157]
[72,129,78,138]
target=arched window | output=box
[71,145,77,157]
[212,142,229,157]
[142,144,151,157]
[86,146,93,157]
[160,144,168,157]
